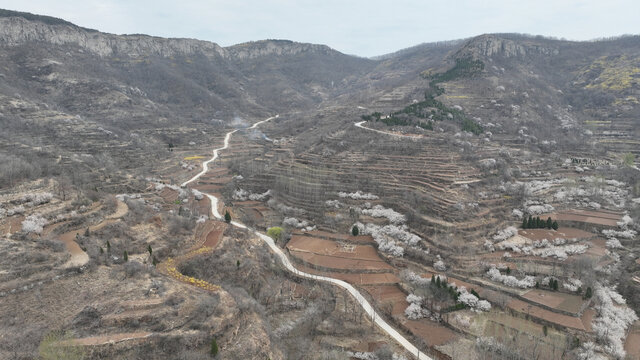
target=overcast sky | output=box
[1,0,638,57]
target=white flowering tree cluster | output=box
[362,205,406,224]
[20,192,54,206]
[526,203,555,215]
[553,176,629,209]
[324,199,342,208]
[605,238,623,249]
[591,285,638,358]
[267,199,306,216]
[1,193,55,220]
[405,294,430,320]
[400,270,432,287]
[347,352,407,360]
[495,235,588,261]
[492,226,518,242]
[456,286,491,312]
[282,217,315,231]
[576,342,605,360]
[616,214,633,228]
[180,161,196,171]
[153,181,188,199]
[486,266,536,288]
[191,189,204,200]
[232,188,271,201]
[434,255,446,271]
[602,228,636,240]
[526,244,588,261]
[355,222,423,257]
[563,278,582,292]
[512,209,524,219]
[21,214,48,234]
[337,191,379,200]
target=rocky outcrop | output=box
[0,16,341,61]
[226,40,335,60]
[0,16,226,58]
[456,34,560,59]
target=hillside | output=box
[1,9,640,360]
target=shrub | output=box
[210,337,219,357]
[38,330,85,360]
[267,227,283,242]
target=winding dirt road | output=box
[355,121,425,139]
[183,115,431,359]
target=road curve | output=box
[184,115,431,360]
[355,121,425,139]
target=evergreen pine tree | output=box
[585,287,592,299]
[552,221,559,230]
[352,225,359,236]
[522,217,528,229]
[527,216,534,228]
[546,217,553,229]
[436,276,441,288]
[224,210,231,223]
[106,240,111,253]
[147,244,152,256]
[123,250,128,262]
[431,274,436,285]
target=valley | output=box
[0,8,639,360]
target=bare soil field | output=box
[507,298,586,330]
[302,230,375,244]
[287,235,393,271]
[404,319,458,346]
[362,285,409,316]
[624,320,640,359]
[292,264,399,285]
[550,209,622,227]
[290,250,393,271]
[521,289,586,314]
[479,312,568,360]
[518,227,595,241]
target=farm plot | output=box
[404,318,459,346]
[286,235,393,271]
[518,227,595,241]
[476,311,569,360]
[551,209,622,227]
[624,320,640,359]
[361,284,409,316]
[507,298,586,330]
[521,289,586,314]
[293,263,399,285]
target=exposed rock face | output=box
[456,34,560,58]
[0,16,338,61]
[226,40,335,60]
[0,16,226,58]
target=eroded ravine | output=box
[181,115,432,359]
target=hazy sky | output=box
[1,0,638,57]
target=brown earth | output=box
[507,298,586,331]
[521,289,585,314]
[518,227,595,241]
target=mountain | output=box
[1,9,640,360]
